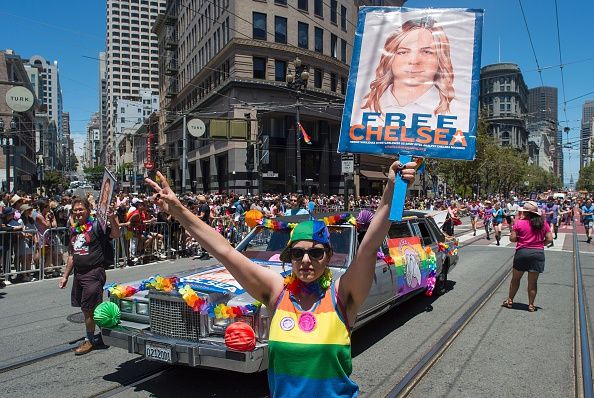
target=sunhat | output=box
[520,201,541,215]
[279,220,330,263]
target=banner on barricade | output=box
[96,169,117,233]
[338,7,484,160]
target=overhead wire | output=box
[553,0,570,131]
[517,0,544,86]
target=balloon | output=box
[93,301,121,328]
[245,209,263,228]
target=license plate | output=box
[145,342,173,363]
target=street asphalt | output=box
[0,222,591,397]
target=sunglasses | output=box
[290,247,326,261]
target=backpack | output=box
[92,221,115,266]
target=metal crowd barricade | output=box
[0,229,38,281]
[115,221,172,266]
[39,227,70,280]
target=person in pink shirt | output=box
[502,201,553,312]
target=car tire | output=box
[435,260,449,296]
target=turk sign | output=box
[5,86,34,112]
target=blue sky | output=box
[1,0,592,185]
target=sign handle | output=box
[389,156,424,221]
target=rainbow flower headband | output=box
[104,275,261,319]
[259,212,357,232]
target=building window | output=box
[121,117,125,123]
[314,0,323,17]
[252,12,267,40]
[340,76,346,94]
[315,27,323,53]
[340,5,347,31]
[330,0,337,23]
[275,0,287,4]
[341,38,347,63]
[298,0,308,11]
[275,16,287,44]
[331,34,337,58]
[314,69,322,88]
[298,22,309,49]
[330,72,337,91]
[253,57,266,79]
[275,60,287,82]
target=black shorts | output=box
[506,215,514,224]
[513,248,545,273]
[71,267,106,311]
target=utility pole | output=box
[286,57,309,195]
[182,113,187,193]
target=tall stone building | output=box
[479,63,529,152]
[23,55,64,171]
[580,100,594,167]
[527,86,560,176]
[153,0,407,195]
[104,0,166,167]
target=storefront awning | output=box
[359,170,387,180]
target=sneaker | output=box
[0,280,5,289]
[587,237,592,244]
[74,340,94,356]
[473,231,476,236]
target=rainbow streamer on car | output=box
[105,275,261,319]
[258,212,357,232]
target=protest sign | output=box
[96,169,117,233]
[338,7,483,219]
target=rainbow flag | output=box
[387,236,435,295]
[297,122,312,145]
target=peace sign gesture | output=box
[145,171,182,215]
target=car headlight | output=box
[136,302,149,315]
[120,300,134,313]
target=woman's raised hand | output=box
[145,171,182,214]
[388,160,418,185]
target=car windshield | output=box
[239,225,353,268]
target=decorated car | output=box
[99,211,458,373]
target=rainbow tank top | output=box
[268,282,359,397]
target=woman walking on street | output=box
[503,201,553,312]
[146,161,417,398]
[492,202,505,246]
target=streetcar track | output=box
[0,337,83,374]
[385,253,514,398]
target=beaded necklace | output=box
[71,216,95,234]
[284,268,333,297]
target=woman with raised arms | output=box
[146,160,417,397]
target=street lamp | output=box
[286,57,309,194]
[0,117,17,192]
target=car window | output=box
[387,221,412,239]
[240,225,352,268]
[414,221,434,246]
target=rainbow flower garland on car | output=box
[258,212,357,232]
[438,239,459,257]
[423,246,438,296]
[104,275,261,319]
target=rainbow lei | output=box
[105,275,261,319]
[70,216,96,234]
[283,268,333,297]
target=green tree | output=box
[83,165,106,185]
[43,170,68,193]
[576,163,594,191]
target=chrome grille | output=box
[149,293,201,341]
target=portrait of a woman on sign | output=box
[349,9,476,132]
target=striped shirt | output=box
[268,282,358,397]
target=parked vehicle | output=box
[101,211,459,373]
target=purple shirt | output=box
[513,219,550,250]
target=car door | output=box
[357,234,396,314]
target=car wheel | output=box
[435,260,449,295]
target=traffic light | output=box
[245,144,255,171]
